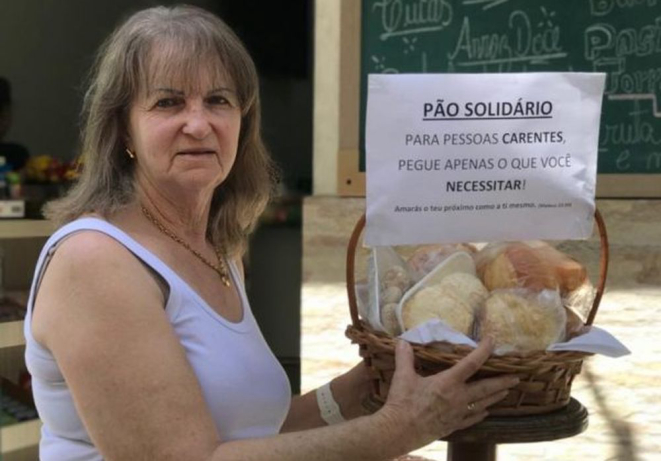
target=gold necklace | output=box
[141,205,231,287]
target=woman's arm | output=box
[236,254,372,432]
[281,361,372,432]
[213,339,516,461]
[32,232,222,460]
[33,232,517,461]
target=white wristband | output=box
[316,382,346,425]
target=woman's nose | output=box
[181,104,212,139]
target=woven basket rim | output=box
[346,322,591,374]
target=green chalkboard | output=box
[360,0,661,174]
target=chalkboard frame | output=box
[335,0,364,196]
[334,0,661,198]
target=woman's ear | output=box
[124,134,134,152]
[122,110,134,150]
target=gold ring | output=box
[467,402,476,412]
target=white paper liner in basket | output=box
[400,318,630,358]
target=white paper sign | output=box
[366,73,606,246]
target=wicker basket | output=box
[345,210,609,416]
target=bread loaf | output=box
[479,291,566,353]
[436,273,488,312]
[381,303,401,336]
[382,266,412,292]
[477,241,589,296]
[402,285,475,335]
[400,273,486,336]
[380,286,403,305]
[408,243,477,275]
[532,243,588,293]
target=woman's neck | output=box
[136,185,212,248]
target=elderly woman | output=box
[23,5,517,460]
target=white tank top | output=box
[24,217,291,460]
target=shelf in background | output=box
[0,321,25,348]
[0,220,53,239]
[1,444,39,461]
[0,419,41,454]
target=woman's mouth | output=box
[177,148,216,156]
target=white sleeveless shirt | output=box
[24,218,291,460]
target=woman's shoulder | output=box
[61,224,118,246]
[32,225,167,348]
[51,213,137,256]
[53,220,130,262]
[47,222,156,288]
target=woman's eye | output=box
[154,98,181,108]
[207,95,230,106]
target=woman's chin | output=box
[168,169,226,194]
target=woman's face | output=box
[127,68,241,197]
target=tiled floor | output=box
[302,197,661,460]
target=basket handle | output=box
[588,208,609,325]
[346,209,609,328]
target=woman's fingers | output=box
[393,339,416,381]
[454,388,512,431]
[465,375,520,402]
[454,410,489,431]
[384,339,521,445]
[466,389,509,415]
[445,336,495,382]
[451,392,509,433]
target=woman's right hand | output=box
[377,337,519,452]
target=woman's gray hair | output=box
[45,5,278,257]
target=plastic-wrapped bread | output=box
[401,285,475,335]
[564,306,586,339]
[382,265,412,292]
[381,303,401,336]
[476,241,589,295]
[478,290,566,353]
[380,286,403,305]
[438,273,489,312]
[477,243,558,292]
[399,265,487,335]
[408,243,478,276]
[527,241,588,293]
[563,281,595,321]
[366,247,417,333]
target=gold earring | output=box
[126,148,135,159]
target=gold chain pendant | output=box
[141,206,231,287]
